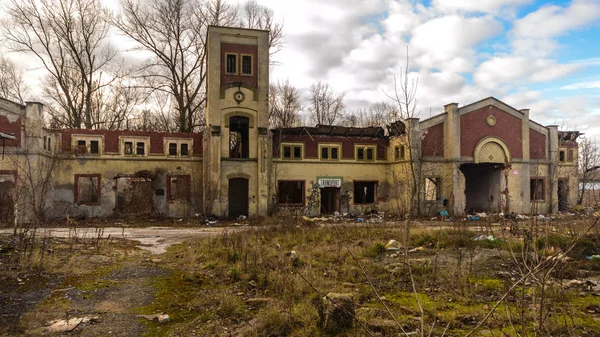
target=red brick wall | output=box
[421,122,444,157]
[0,116,21,147]
[221,43,258,89]
[273,134,388,160]
[529,129,546,160]
[59,129,202,155]
[460,106,523,158]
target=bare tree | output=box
[308,81,345,126]
[0,56,27,104]
[3,0,117,129]
[269,80,302,129]
[90,79,145,130]
[342,101,399,127]
[114,0,239,133]
[239,0,285,58]
[578,137,600,205]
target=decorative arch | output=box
[223,111,255,128]
[227,172,251,180]
[473,137,511,164]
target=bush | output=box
[363,243,386,258]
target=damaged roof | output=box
[558,131,582,142]
[273,124,386,138]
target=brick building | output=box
[0,26,580,222]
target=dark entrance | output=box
[558,178,569,212]
[320,187,340,214]
[116,177,154,215]
[460,163,504,213]
[229,116,249,159]
[229,178,248,217]
[0,181,15,224]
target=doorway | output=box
[0,181,15,224]
[320,187,340,214]
[460,163,504,213]
[229,178,249,217]
[558,178,569,212]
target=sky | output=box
[3,0,600,137]
[258,0,600,136]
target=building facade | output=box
[0,26,580,223]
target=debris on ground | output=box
[137,313,170,324]
[474,235,495,241]
[385,239,402,251]
[45,316,99,332]
[318,293,354,334]
[408,246,423,253]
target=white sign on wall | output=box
[318,178,342,188]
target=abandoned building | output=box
[0,26,580,222]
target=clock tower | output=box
[204,26,271,217]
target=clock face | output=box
[233,90,245,104]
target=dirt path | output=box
[0,226,246,254]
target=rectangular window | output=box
[124,142,133,155]
[90,140,99,154]
[395,146,405,160]
[75,174,101,205]
[278,180,305,205]
[226,53,237,74]
[356,145,376,161]
[425,177,441,201]
[47,137,51,151]
[136,142,145,155]
[181,143,189,156]
[168,143,177,156]
[241,55,252,75]
[568,149,574,162]
[559,150,566,162]
[530,178,545,201]
[76,140,87,154]
[354,181,376,204]
[319,145,340,161]
[168,175,190,201]
[321,147,329,159]
[282,144,302,160]
[43,136,47,150]
[331,147,338,159]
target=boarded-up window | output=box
[75,175,101,205]
[278,180,304,205]
[354,181,376,204]
[425,177,441,201]
[168,175,190,201]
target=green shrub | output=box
[363,243,386,258]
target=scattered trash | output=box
[467,215,480,221]
[46,316,99,332]
[475,212,486,218]
[137,313,170,324]
[334,211,340,216]
[438,210,449,217]
[408,246,424,253]
[356,218,364,223]
[238,215,247,220]
[586,255,600,261]
[474,235,495,242]
[384,239,402,251]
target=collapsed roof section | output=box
[271,121,406,139]
[558,131,582,142]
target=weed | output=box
[363,242,386,258]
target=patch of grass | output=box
[363,242,386,258]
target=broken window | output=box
[559,150,566,162]
[168,143,177,156]
[229,116,249,158]
[47,137,51,151]
[395,145,405,160]
[124,142,133,155]
[226,53,237,74]
[356,145,376,161]
[282,144,302,160]
[354,181,376,204]
[169,175,190,201]
[278,180,304,205]
[90,140,99,154]
[425,177,441,201]
[400,146,405,159]
[75,175,100,205]
[241,55,252,75]
[530,178,545,201]
[136,142,145,155]
[77,140,87,154]
[181,143,189,156]
[0,180,15,224]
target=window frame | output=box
[559,148,566,162]
[240,53,253,76]
[530,177,546,202]
[167,174,191,202]
[277,180,305,206]
[353,180,378,205]
[74,174,101,206]
[318,144,341,161]
[281,143,303,160]
[355,144,377,161]
[163,138,193,158]
[72,135,103,156]
[424,177,441,201]
[225,52,238,75]
[120,136,150,157]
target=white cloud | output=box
[433,0,532,14]
[561,80,600,90]
[512,0,600,39]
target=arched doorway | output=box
[461,138,510,213]
[228,177,248,217]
